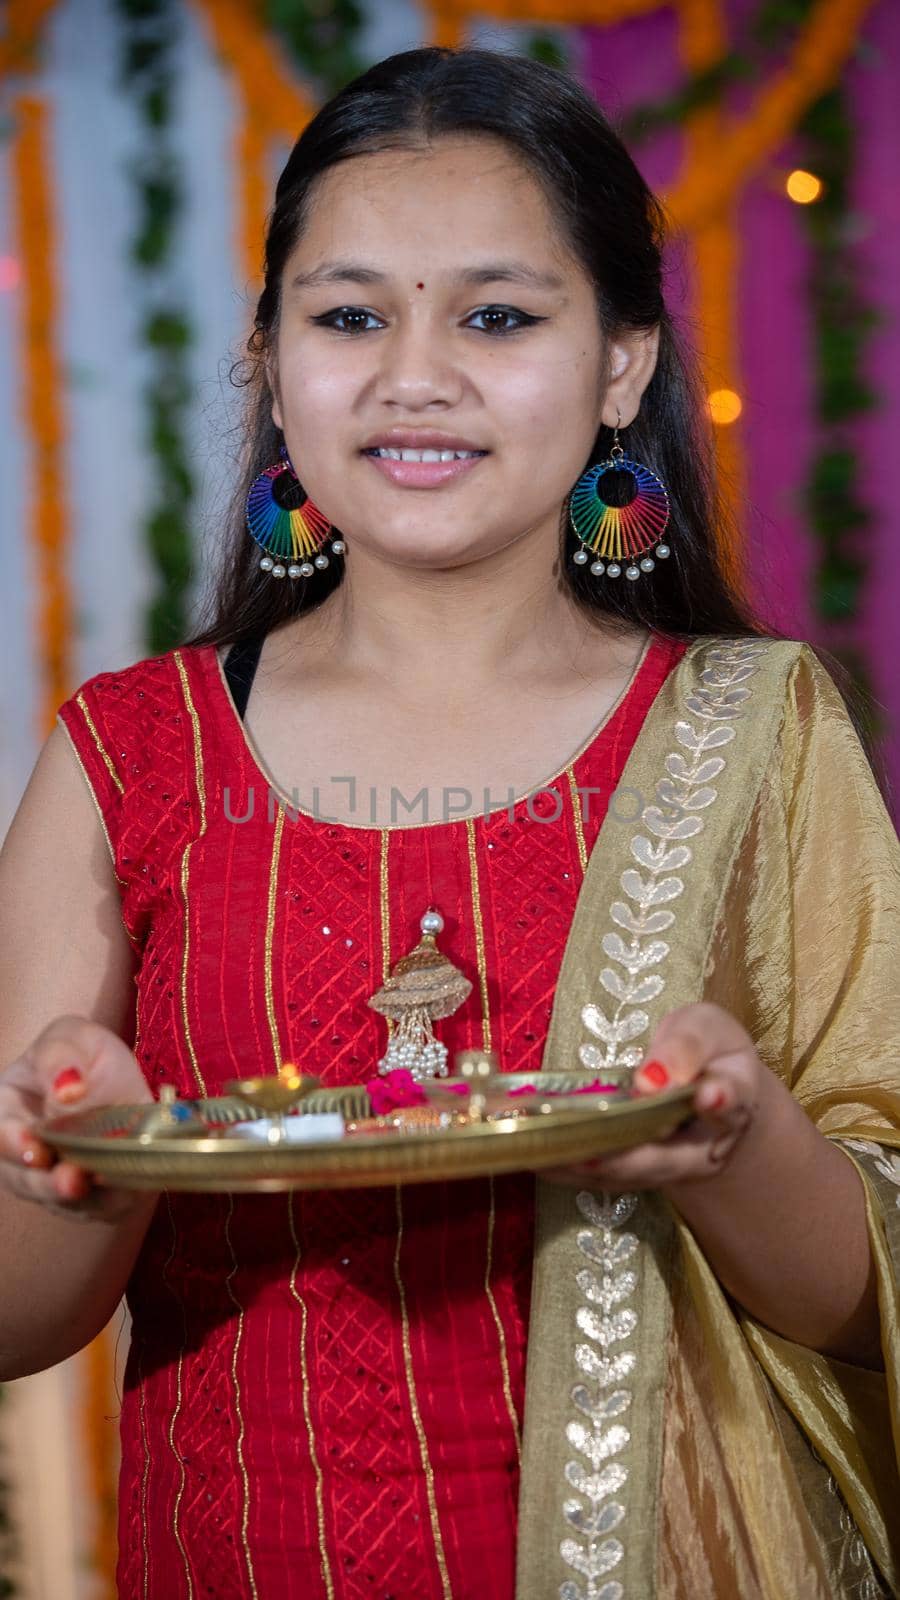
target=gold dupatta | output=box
[517,634,900,1600]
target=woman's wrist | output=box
[662,1066,880,1363]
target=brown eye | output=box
[467,306,542,335]
[311,308,383,335]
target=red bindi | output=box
[416,282,425,289]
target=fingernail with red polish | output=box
[637,1059,670,1090]
[51,1067,85,1098]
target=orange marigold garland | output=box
[0,0,57,79]
[82,1331,119,1597]
[666,0,877,229]
[193,0,317,288]
[10,96,73,736]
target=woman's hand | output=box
[0,1015,154,1221]
[545,1002,765,1191]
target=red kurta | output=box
[57,629,687,1600]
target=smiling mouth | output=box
[362,447,488,462]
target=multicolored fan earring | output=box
[569,411,670,581]
[245,442,346,580]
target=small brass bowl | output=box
[223,1072,321,1115]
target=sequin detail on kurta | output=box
[57,631,688,1600]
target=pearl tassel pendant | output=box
[367,909,472,1082]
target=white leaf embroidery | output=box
[621,869,683,905]
[702,660,757,682]
[559,1582,584,1600]
[655,780,718,810]
[598,969,664,1006]
[642,808,704,840]
[564,1460,629,1499]
[602,933,670,969]
[617,1011,651,1043]
[576,1268,639,1310]
[684,693,741,722]
[618,1045,645,1070]
[563,1498,626,1537]
[628,975,666,1004]
[674,719,735,752]
[581,1005,615,1043]
[560,1537,624,1580]
[580,1005,649,1045]
[566,1420,630,1468]
[599,968,629,1002]
[571,1386,632,1422]
[630,835,692,873]
[577,1192,638,1228]
[665,753,726,785]
[576,1306,639,1346]
[609,901,676,935]
[562,638,767,1600]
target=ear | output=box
[601,326,660,429]
[266,356,284,431]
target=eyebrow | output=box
[289,259,566,292]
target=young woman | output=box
[0,46,898,1600]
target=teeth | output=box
[370,447,480,462]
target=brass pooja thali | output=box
[37,1058,695,1194]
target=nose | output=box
[372,315,465,409]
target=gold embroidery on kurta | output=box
[163,1194,194,1600]
[174,652,206,828]
[287,1196,336,1600]
[173,652,208,1095]
[465,817,492,1053]
[379,828,391,984]
[224,1194,259,1599]
[565,765,589,878]
[137,1345,151,1600]
[485,1174,523,1466]
[265,806,285,1070]
[380,838,450,1581]
[464,822,521,1461]
[393,1184,453,1600]
[75,691,124,793]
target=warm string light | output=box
[708,389,743,426]
[786,167,825,203]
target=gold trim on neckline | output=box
[209,630,656,833]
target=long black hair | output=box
[186,46,882,783]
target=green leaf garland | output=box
[117,0,196,655]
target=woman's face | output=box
[271,136,624,570]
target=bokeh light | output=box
[707,389,743,425]
[0,255,21,292]
[786,169,824,204]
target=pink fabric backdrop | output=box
[578,0,900,818]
